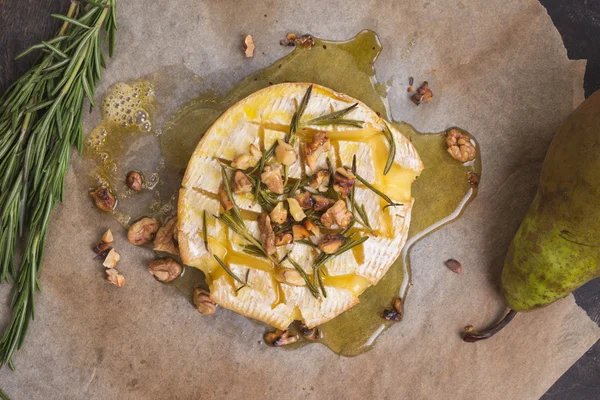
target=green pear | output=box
[465,90,600,341]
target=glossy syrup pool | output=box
[80,30,481,356]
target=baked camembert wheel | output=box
[178,83,423,330]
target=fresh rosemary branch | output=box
[287,257,320,298]
[0,0,117,369]
[235,269,251,293]
[302,102,363,128]
[381,123,396,175]
[354,173,402,209]
[349,155,372,231]
[213,255,246,285]
[202,210,208,251]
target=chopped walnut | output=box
[149,258,183,282]
[275,232,293,246]
[446,129,476,163]
[218,184,233,212]
[304,132,331,171]
[257,213,276,256]
[261,163,284,194]
[275,268,306,286]
[103,249,121,269]
[275,139,297,166]
[243,35,255,57]
[231,144,262,170]
[318,234,345,254]
[332,167,355,198]
[264,329,298,347]
[292,224,310,241]
[410,81,433,105]
[270,202,288,224]
[295,191,315,209]
[193,288,216,315]
[127,217,159,245]
[286,198,306,222]
[232,170,252,194]
[382,298,403,321]
[93,229,114,258]
[303,219,320,237]
[153,217,179,255]
[467,170,479,186]
[321,200,352,228]
[126,171,143,192]
[309,169,331,192]
[89,186,116,212]
[312,194,335,212]
[280,33,315,49]
[298,324,321,341]
[106,268,125,288]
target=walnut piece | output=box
[382,298,403,321]
[312,194,335,212]
[218,184,233,212]
[298,324,321,341]
[446,129,476,163]
[292,224,310,241]
[304,132,331,171]
[275,139,297,166]
[280,33,315,49]
[318,234,345,254]
[332,167,355,198]
[264,330,298,347]
[295,191,315,209]
[126,171,143,192]
[106,268,125,288]
[127,217,159,245]
[103,249,121,269]
[261,163,284,194]
[149,258,183,282]
[275,232,293,246]
[93,229,114,257]
[270,202,288,224]
[303,219,320,237]
[243,35,255,58]
[410,81,433,105]
[444,258,463,274]
[286,198,306,222]
[231,144,262,170]
[257,213,276,256]
[89,186,116,212]
[275,268,306,286]
[309,169,331,192]
[153,217,179,255]
[193,288,216,315]
[321,200,352,228]
[232,170,252,194]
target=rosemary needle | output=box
[0,0,118,369]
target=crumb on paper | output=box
[243,35,255,57]
[103,249,121,269]
[279,33,315,49]
[410,81,433,105]
[444,258,463,274]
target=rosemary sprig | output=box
[202,210,209,252]
[287,257,320,298]
[221,166,243,222]
[354,173,402,209]
[287,84,313,143]
[302,102,363,128]
[0,0,117,369]
[235,269,251,293]
[297,239,318,248]
[382,123,396,175]
[216,212,268,259]
[314,235,370,269]
[349,155,372,231]
[213,255,246,285]
[242,245,267,259]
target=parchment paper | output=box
[1,0,599,399]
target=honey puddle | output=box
[79,30,482,356]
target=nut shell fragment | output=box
[194,288,217,315]
[264,329,298,347]
[106,268,125,288]
[127,217,159,245]
[153,217,179,255]
[103,249,121,269]
[149,257,183,283]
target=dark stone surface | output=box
[0,1,598,399]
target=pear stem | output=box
[463,309,517,342]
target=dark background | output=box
[1,1,598,398]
